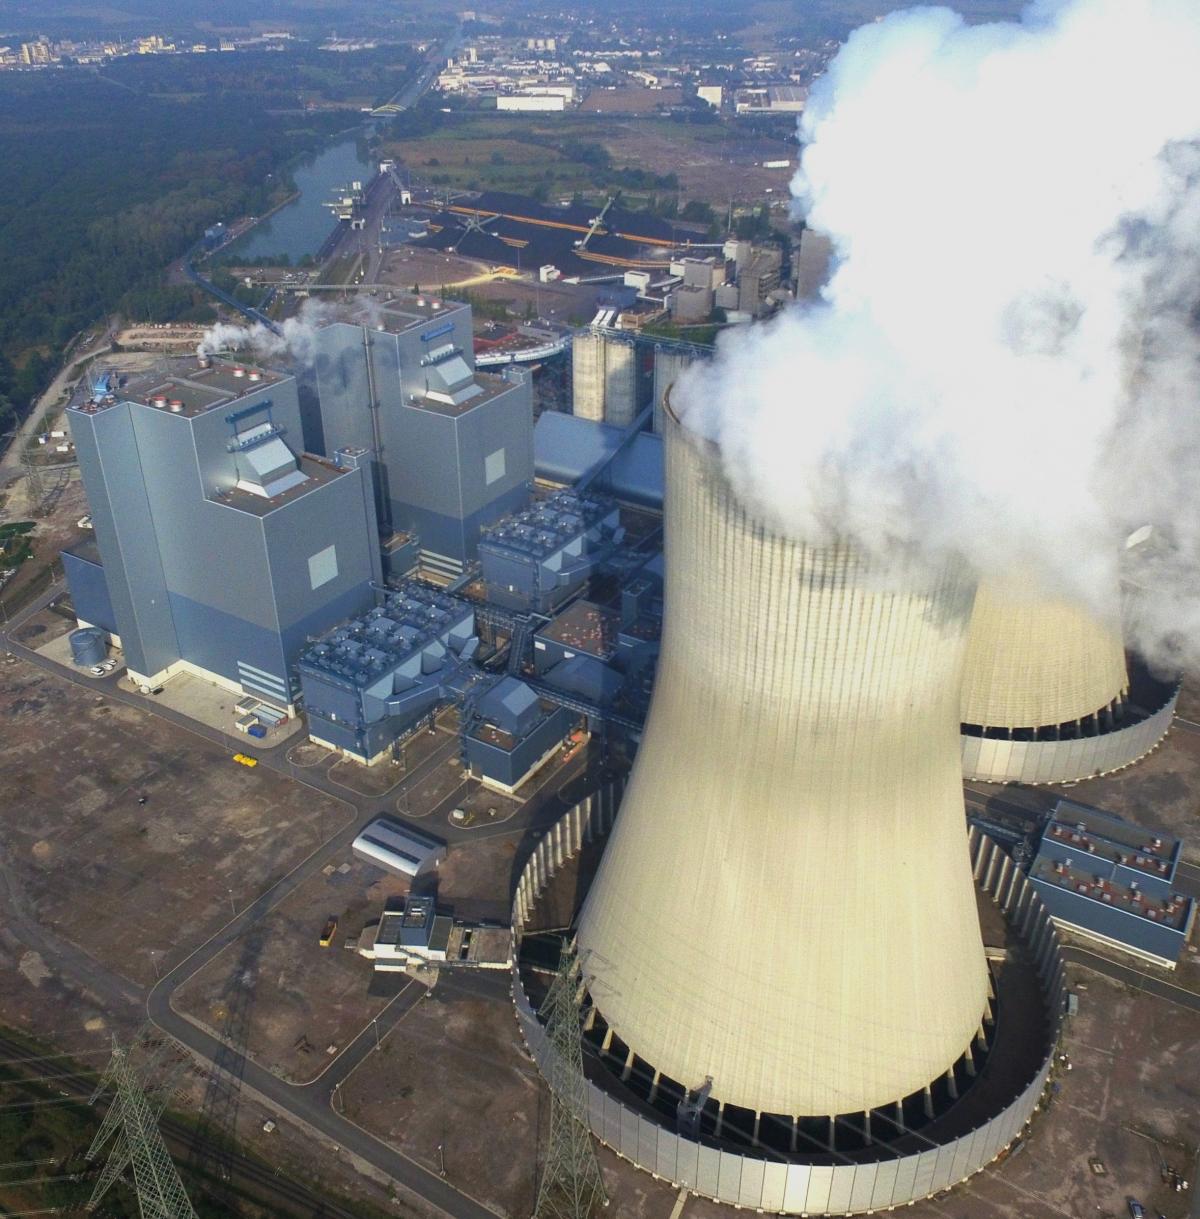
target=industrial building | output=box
[300,580,579,787]
[298,582,481,765]
[651,347,695,434]
[359,895,511,972]
[478,490,622,613]
[1028,800,1194,968]
[352,817,446,879]
[534,411,663,508]
[64,358,380,707]
[312,296,533,580]
[461,677,574,792]
[960,578,1178,784]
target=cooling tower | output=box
[961,578,1128,732]
[960,578,1176,784]
[576,403,990,1122]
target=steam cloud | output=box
[678,0,1200,665]
[196,297,336,365]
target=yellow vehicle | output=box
[232,752,258,768]
[319,916,338,948]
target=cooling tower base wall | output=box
[512,784,1067,1217]
[961,673,1179,785]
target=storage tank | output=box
[69,627,106,668]
[576,400,989,1123]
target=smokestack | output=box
[576,401,989,1120]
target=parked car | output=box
[1128,1199,1145,1219]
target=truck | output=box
[319,917,338,948]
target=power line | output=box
[84,1029,196,1219]
[532,942,608,1219]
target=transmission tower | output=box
[532,943,608,1219]
[85,1028,197,1219]
[20,445,45,516]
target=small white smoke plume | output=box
[196,297,337,366]
[678,0,1200,664]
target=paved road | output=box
[0,326,115,483]
[1062,946,1200,1013]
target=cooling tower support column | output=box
[575,406,989,1122]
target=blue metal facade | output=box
[1028,802,1194,965]
[312,302,534,569]
[299,582,480,760]
[479,490,621,613]
[66,360,378,700]
[534,411,664,508]
[62,544,117,635]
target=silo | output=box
[959,578,1174,783]
[576,402,989,1124]
[69,627,106,668]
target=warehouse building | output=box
[1028,800,1195,968]
[352,818,446,879]
[478,490,621,613]
[64,358,379,707]
[313,297,534,580]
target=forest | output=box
[0,66,354,435]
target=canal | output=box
[229,134,376,264]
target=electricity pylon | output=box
[532,944,608,1219]
[85,1028,196,1219]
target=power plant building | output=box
[576,404,990,1122]
[313,298,534,579]
[478,490,621,613]
[960,578,1177,784]
[1028,800,1194,968]
[64,359,379,707]
[298,582,480,765]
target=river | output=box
[228,134,376,264]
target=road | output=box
[374,27,462,115]
[0,581,599,1218]
[0,325,115,484]
[1062,946,1200,1013]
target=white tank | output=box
[577,405,989,1120]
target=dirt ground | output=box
[339,954,1198,1219]
[0,657,352,991]
[175,855,405,1084]
[173,824,520,1085]
[579,85,685,114]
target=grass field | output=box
[382,112,795,206]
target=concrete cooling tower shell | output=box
[960,580,1128,730]
[960,579,1177,785]
[576,406,990,1120]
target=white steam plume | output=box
[196,297,337,365]
[678,0,1200,665]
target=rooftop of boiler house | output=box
[1029,854,1192,932]
[537,600,621,660]
[1044,799,1181,879]
[480,491,614,560]
[68,356,288,419]
[408,369,516,418]
[211,452,349,518]
[320,293,469,336]
[299,583,471,686]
